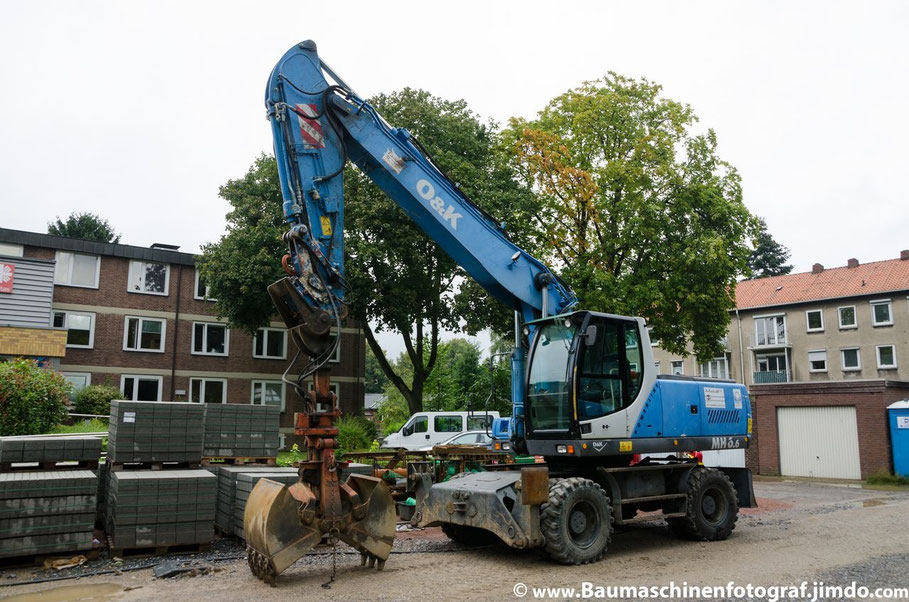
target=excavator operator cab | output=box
[525,310,648,440]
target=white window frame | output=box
[805,309,824,333]
[0,243,24,257]
[876,345,897,369]
[191,322,230,356]
[122,316,166,353]
[189,377,228,403]
[53,251,100,289]
[807,349,827,373]
[53,310,95,349]
[251,380,285,411]
[654,360,661,374]
[699,357,728,379]
[253,327,287,360]
[670,360,684,375]
[838,305,857,330]
[870,299,893,327]
[120,374,164,401]
[329,341,341,363]
[840,347,861,371]
[62,372,92,392]
[127,260,170,296]
[193,269,215,301]
[329,382,339,402]
[753,313,787,346]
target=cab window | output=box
[577,319,644,420]
[403,415,428,436]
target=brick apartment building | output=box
[653,252,909,479]
[0,227,367,448]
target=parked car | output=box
[418,430,496,452]
[381,411,500,451]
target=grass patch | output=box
[865,469,909,487]
[52,419,108,434]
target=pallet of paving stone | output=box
[0,470,98,559]
[104,469,216,552]
[0,435,102,471]
[108,460,202,472]
[107,400,204,464]
[202,403,281,459]
[212,465,296,536]
[232,470,299,540]
[106,535,211,559]
[201,456,277,466]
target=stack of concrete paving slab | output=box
[202,404,281,458]
[107,400,204,464]
[104,470,216,549]
[0,435,102,465]
[0,470,97,558]
[210,465,296,537]
[233,470,299,540]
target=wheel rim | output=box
[566,500,600,549]
[700,486,728,526]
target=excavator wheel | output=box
[667,467,738,541]
[540,477,613,565]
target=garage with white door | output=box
[777,406,861,479]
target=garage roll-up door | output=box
[777,406,861,479]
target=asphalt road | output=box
[2,480,908,601]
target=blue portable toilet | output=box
[887,400,909,477]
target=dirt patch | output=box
[740,496,795,514]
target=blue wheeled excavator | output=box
[243,40,756,585]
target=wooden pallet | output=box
[201,457,276,466]
[108,460,202,472]
[0,459,100,472]
[107,536,211,559]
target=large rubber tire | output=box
[441,523,498,546]
[541,477,613,565]
[668,467,738,541]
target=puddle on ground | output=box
[863,498,885,507]
[2,582,124,602]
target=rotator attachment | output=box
[244,370,395,585]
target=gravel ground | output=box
[1,480,907,601]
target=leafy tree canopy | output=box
[748,217,793,278]
[504,73,758,360]
[48,212,121,243]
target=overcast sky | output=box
[2,1,907,357]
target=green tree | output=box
[48,212,121,243]
[505,73,758,360]
[0,359,70,435]
[365,346,390,394]
[748,217,793,278]
[74,384,121,416]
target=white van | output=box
[381,411,500,451]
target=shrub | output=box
[0,359,70,436]
[866,469,909,487]
[74,384,121,416]
[336,416,374,455]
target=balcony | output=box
[753,370,791,384]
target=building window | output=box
[0,243,24,257]
[127,260,169,295]
[329,341,341,363]
[192,322,229,356]
[52,310,95,348]
[699,357,728,380]
[754,315,786,346]
[62,372,91,396]
[253,328,286,359]
[808,350,827,372]
[654,360,661,374]
[838,306,857,329]
[251,381,284,410]
[189,377,227,403]
[805,310,824,333]
[870,300,893,327]
[121,375,163,401]
[876,345,897,369]
[54,251,100,288]
[123,317,166,352]
[194,269,215,301]
[670,360,684,375]
[841,347,861,371]
[754,353,788,383]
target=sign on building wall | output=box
[0,263,14,294]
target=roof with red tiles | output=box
[734,254,909,310]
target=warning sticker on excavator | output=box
[320,216,332,236]
[296,104,325,149]
[704,387,726,408]
[619,441,632,452]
